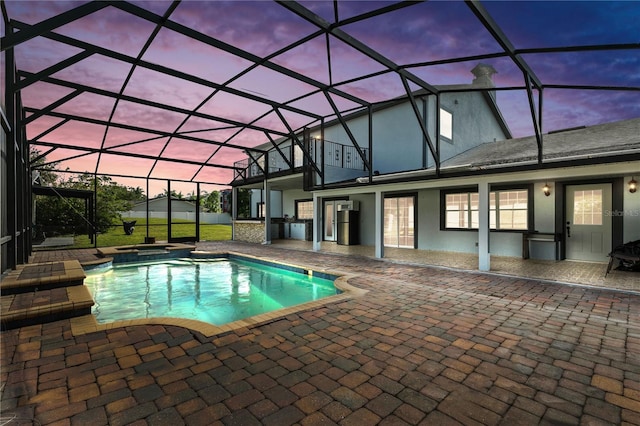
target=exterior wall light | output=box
[542,183,551,197]
[629,177,637,194]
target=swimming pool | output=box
[83,257,339,326]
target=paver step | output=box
[1,285,94,330]
[0,259,94,330]
[0,260,85,295]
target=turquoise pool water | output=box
[84,258,338,325]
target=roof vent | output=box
[471,63,497,87]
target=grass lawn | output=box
[71,217,231,248]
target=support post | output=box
[313,193,321,251]
[167,180,172,242]
[375,190,384,259]
[263,179,271,245]
[146,178,150,239]
[93,174,97,248]
[231,187,238,241]
[195,183,200,242]
[478,180,491,271]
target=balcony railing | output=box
[323,140,367,170]
[233,139,368,182]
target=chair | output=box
[606,239,640,276]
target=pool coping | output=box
[71,250,367,337]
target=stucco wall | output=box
[282,189,310,219]
[426,92,509,167]
[623,176,640,241]
[350,194,375,246]
[250,190,283,218]
[321,102,424,176]
[314,91,509,180]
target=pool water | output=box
[84,258,338,325]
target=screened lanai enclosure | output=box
[2,0,639,273]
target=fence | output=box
[121,211,232,224]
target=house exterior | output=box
[129,197,203,214]
[230,65,640,271]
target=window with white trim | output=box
[440,108,453,142]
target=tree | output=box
[202,190,221,213]
[31,150,146,235]
[156,189,183,199]
[230,188,251,218]
[30,147,59,185]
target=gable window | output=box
[295,200,313,220]
[443,189,529,230]
[440,108,453,142]
[384,195,416,248]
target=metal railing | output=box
[233,139,368,181]
[323,140,367,170]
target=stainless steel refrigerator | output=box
[337,210,359,245]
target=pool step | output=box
[0,260,94,330]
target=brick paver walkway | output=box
[2,242,639,425]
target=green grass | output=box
[70,217,231,248]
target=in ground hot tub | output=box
[97,243,195,263]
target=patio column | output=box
[478,180,491,271]
[263,179,271,245]
[312,193,321,251]
[375,190,384,258]
[231,187,237,241]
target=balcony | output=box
[232,139,368,186]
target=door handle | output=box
[566,221,571,238]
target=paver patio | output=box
[1,242,639,425]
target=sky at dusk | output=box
[3,0,639,196]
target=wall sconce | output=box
[542,183,551,197]
[629,177,637,194]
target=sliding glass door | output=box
[384,196,415,248]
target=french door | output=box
[323,200,347,241]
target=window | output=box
[384,195,415,248]
[440,108,453,141]
[295,200,313,219]
[573,190,602,225]
[491,190,528,230]
[257,202,265,218]
[445,192,478,229]
[444,189,529,230]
